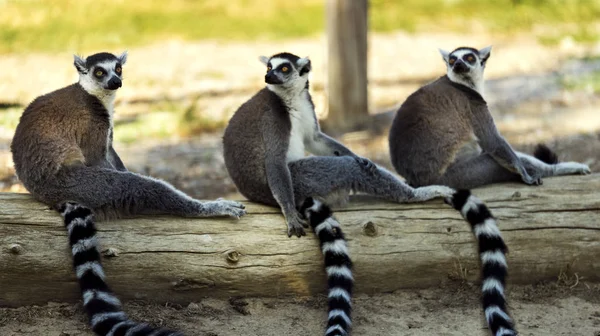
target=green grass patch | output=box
[0,0,599,54]
[560,70,600,93]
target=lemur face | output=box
[259,52,311,88]
[439,46,491,79]
[74,51,127,91]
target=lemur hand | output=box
[286,211,308,238]
[521,171,543,186]
[354,156,378,175]
[201,198,247,219]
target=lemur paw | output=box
[354,156,378,175]
[286,213,308,238]
[522,173,543,186]
[203,199,247,219]
[570,162,591,175]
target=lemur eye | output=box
[282,66,289,72]
[267,66,272,72]
[466,55,475,62]
[115,67,122,74]
[448,58,456,65]
[95,70,104,77]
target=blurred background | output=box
[0,0,599,200]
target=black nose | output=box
[107,77,122,90]
[453,61,469,74]
[265,71,283,85]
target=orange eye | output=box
[282,66,289,72]
[267,66,272,72]
[115,67,122,74]
[448,58,456,65]
[467,55,475,62]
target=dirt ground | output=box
[1,31,600,335]
[1,283,599,336]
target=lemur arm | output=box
[262,112,306,237]
[306,121,377,174]
[306,131,355,157]
[470,105,538,184]
[107,146,127,171]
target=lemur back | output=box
[12,83,110,194]
[223,87,291,206]
[389,76,484,186]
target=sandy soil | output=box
[1,283,599,336]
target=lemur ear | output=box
[118,51,128,65]
[438,48,450,63]
[73,54,87,74]
[259,55,270,66]
[479,46,492,64]
[297,57,311,76]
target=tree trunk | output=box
[1,175,599,307]
[324,0,369,135]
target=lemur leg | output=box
[437,153,521,189]
[288,156,454,205]
[516,152,591,176]
[48,167,245,220]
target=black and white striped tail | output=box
[300,198,353,336]
[58,202,183,336]
[446,190,517,336]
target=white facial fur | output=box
[74,51,127,120]
[439,46,491,96]
[259,55,311,98]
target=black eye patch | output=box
[276,63,292,73]
[93,67,106,78]
[463,53,476,63]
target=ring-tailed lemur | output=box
[388,46,591,189]
[11,51,246,220]
[222,52,455,237]
[10,52,245,334]
[300,197,353,336]
[59,202,184,336]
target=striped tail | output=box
[57,201,183,336]
[300,198,353,336]
[446,190,517,336]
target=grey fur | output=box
[223,52,453,237]
[11,52,245,220]
[389,46,591,190]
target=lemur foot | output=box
[200,199,246,219]
[410,185,455,202]
[286,212,308,238]
[522,172,543,186]
[557,162,591,175]
[354,156,378,175]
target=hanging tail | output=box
[58,201,183,336]
[446,190,517,336]
[300,198,353,336]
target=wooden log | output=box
[1,175,599,307]
[324,0,369,134]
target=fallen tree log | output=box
[1,174,599,307]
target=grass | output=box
[561,70,600,93]
[0,0,599,54]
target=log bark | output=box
[1,175,599,307]
[324,0,369,134]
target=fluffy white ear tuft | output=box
[259,55,270,65]
[438,48,450,63]
[297,57,311,75]
[479,46,492,62]
[73,54,87,73]
[118,51,128,65]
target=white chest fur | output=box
[285,91,316,162]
